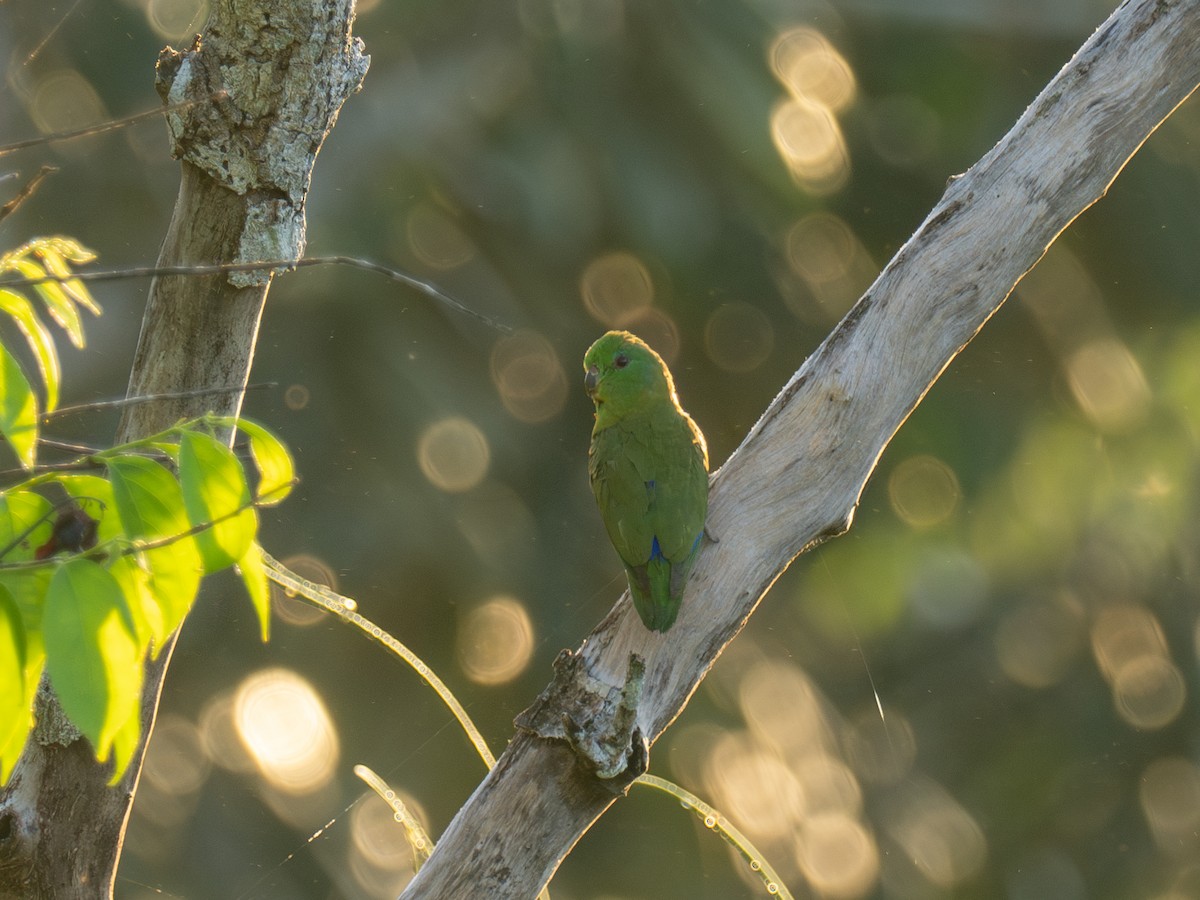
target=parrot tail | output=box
[626,551,682,632]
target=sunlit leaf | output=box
[0,288,60,412]
[179,430,255,572]
[12,258,83,348]
[0,342,39,469]
[43,237,98,267]
[42,559,143,760]
[0,708,32,786]
[0,570,46,776]
[106,692,142,785]
[106,456,202,638]
[109,555,162,654]
[36,242,101,316]
[0,624,43,787]
[0,583,28,783]
[237,419,295,504]
[236,541,271,642]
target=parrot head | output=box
[583,331,676,429]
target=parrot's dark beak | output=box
[584,365,600,397]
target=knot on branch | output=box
[515,650,648,792]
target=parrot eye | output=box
[614,353,629,369]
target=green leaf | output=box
[0,584,28,783]
[0,491,54,565]
[237,541,271,642]
[59,475,162,650]
[106,455,189,539]
[0,571,51,646]
[236,419,295,504]
[179,430,255,572]
[0,342,39,469]
[43,559,143,760]
[147,441,180,462]
[13,258,84,349]
[56,475,119,543]
[106,456,202,638]
[0,288,61,412]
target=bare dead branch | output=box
[0,93,227,158]
[0,165,57,223]
[402,1,1200,895]
[0,255,511,333]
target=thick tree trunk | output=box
[402,0,1200,896]
[0,2,367,896]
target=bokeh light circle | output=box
[352,789,425,868]
[284,384,310,410]
[769,28,856,111]
[457,596,535,685]
[580,251,654,325]
[490,329,569,423]
[142,714,211,796]
[1065,339,1150,432]
[797,812,879,898]
[994,597,1082,688]
[146,0,210,41]
[30,69,105,135]
[271,554,338,627]
[888,783,987,889]
[704,303,774,373]
[233,668,339,793]
[417,417,490,492]
[888,455,960,528]
[1139,757,1200,848]
[703,732,806,839]
[770,98,849,194]
[787,212,858,285]
[1111,655,1186,730]
[406,204,475,269]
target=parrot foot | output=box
[704,522,720,543]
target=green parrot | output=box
[584,330,709,632]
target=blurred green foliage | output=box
[3,0,1200,897]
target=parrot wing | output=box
[589,418,655,569]
[632,409,707,564]
[589,405,709,631]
